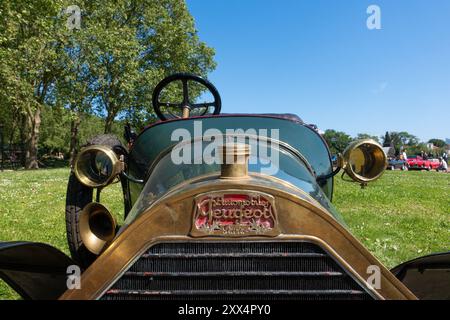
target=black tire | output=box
[65,134,127,268]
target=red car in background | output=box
[428,159,442,171]
[406,156,440,171]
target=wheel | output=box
[65,134,127,268]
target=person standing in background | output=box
[438,157,448,172]
[402,150,408,170]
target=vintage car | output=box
[406,156,426,170]
[428,159,442,171]
[0,74,449,300]
[387,158,407,171]
[406,156,439,171]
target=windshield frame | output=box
[143,133,316,183]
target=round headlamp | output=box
[341,139,387,183]
[74,145,122,188]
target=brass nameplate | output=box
[191,191,280,237]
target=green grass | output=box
[0,168,448,299]
[334,170,450,267]
[0,168,123,300]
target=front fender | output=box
[0,242,75,300]
[392,251,450,300]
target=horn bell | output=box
[79,202,117,255]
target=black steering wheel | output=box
[152,73,222,121]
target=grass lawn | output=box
[0,168,449,299]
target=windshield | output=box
[124,139,323,225]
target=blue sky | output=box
[186,0,450,142]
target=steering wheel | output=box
[152,73,222,121]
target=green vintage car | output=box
[0,74,449,300]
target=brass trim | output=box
[190,190,280,237]
[60,180,417,300]
[182,106,190,118]
[135,172,330,226]
[79,202,117,255]
[74,145,123,188]
[341,139,387,183]
[95,236,383,300]
[220,143,250,178]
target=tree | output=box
[355,133,379,143]
[0,0,66,169]
[323,130,353,154]
[382,131,392,147]
[405,143,429,157]
[55,32,98,165]
[39,104,70,155]
[428,139,446,148]
[0,0,216,168]
[381,131,419,154]
[73,0,216,133]
[56,0,216,163]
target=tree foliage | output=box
[68,0,216,133]
[354,133,379,143]
[380,131,419,154]
[0,0,216,168]
[382,131,392,147]
[322,130,439,157]
[0,0,66,168]
[428,139,446,148]
[323,129,352,154]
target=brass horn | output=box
[340,139,387,184]
[79,202,117,255]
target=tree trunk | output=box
[104,111,115,134]
[20,113,27,168]
[25,106,41,170]
[8,120,16,148]
[69,116,81,168]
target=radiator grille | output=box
[100,242,373,300]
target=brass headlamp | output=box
[339,139,387,184]
[74,145,123,188]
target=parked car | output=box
[388,158,407,170]
[428,159,442,171]
[0,74,449,300]
[406,156,438,171]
